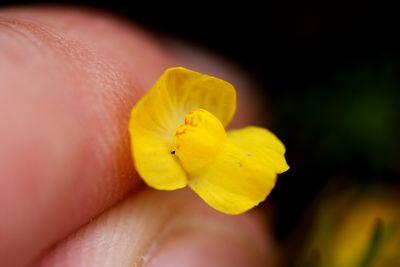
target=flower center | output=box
[173,109,226,173]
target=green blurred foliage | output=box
[272,59,400,243]
[278,60,400,176]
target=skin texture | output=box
[0,6,276,267]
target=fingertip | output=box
[36,189,276,267]
[0,6,271,266]
[0,6,175,266]
[145,215,270,267]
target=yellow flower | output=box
[299,188,400,267]
[129,67,289,214]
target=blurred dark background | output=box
[3,0,399,263]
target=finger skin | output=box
[0,6,267,267]
[35,188,275,267]
[0,7,177,266]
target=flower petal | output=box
[188,126,288,214]
[129,67,236,190]
[154,67,237,130]
[129,130,187,190]
[227,126,289,174]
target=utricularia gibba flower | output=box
[129,67,289,214]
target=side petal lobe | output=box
[188,126,288,214]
